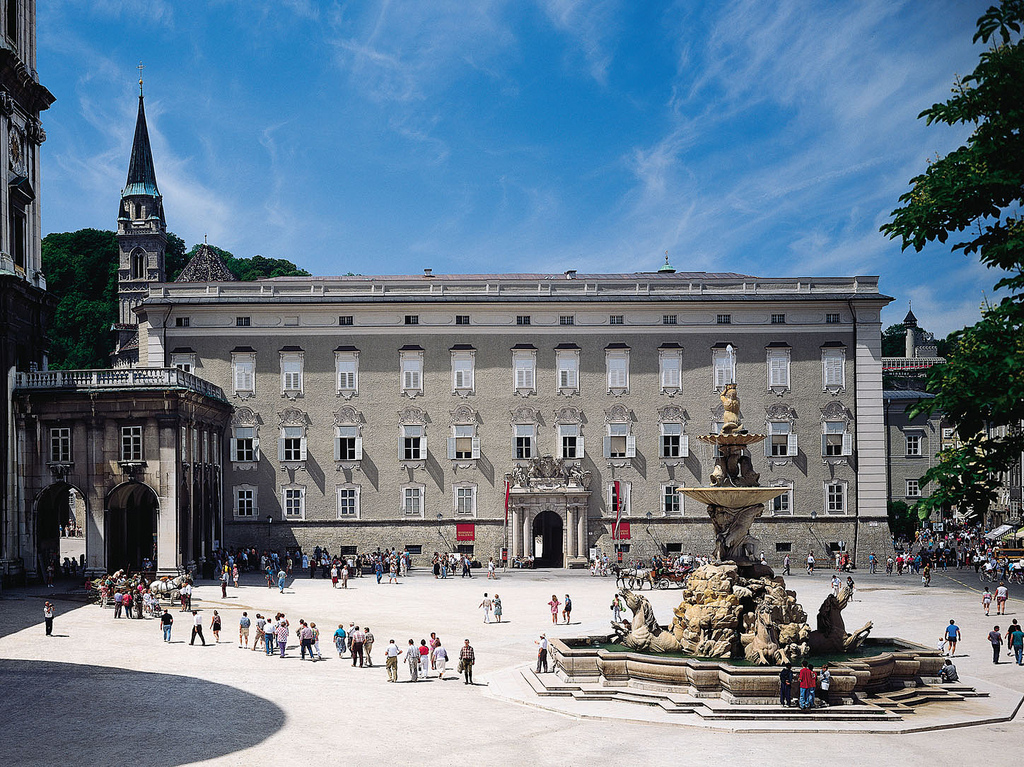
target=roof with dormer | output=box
[903,302,918,327]
[122,94,160,198]
[175,244,238,283]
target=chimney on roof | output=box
[565,269,577,279]
[423,268,433,277]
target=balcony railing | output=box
[882,357,946,372]
[14,367,227,402]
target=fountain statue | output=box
[610,382,871,665]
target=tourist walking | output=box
[798,661,816,710]
[536,633,549,673]
[433,639,448,679]
[253,614,266,650]
[351,625,366,667]
[418,639,430,678]
[996,581,1009,614]
[945,619,961,656]
[340,564,349,589]
[548,594,560,624]
[160,609,173,642]
[460,639,476,684]
[220,569,228,598]
[331,564,339,588]
[299,621,315,660]
[277,570,286,593]
[404,639,420,681]
[783,554,791,576]
[43,601,54,636]
[264,616,276,655]
[276,615,290,658]
[611,594,623,622]
[232,564,239,588]
[113,591,123,619]
[479,593,493,623]
[982,588,993,615]
[493,594,503,623]
[806,551,815,574]
[487,557,496,579]
[830,574,841,597]
[239,612,250,648]
[1007,623,1024,665]
[181,581,192,611]
[334,624,347,657]
[385,639,401,682]
[563,594,572,624]
[989,625,1003,664]
[818,663,832,706]
[779,663,793,706]
[210,610,222,643]
[363,627,375,666]
[190,611,206,646]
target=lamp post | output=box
[645,511,657,559]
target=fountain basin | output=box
[696,433,766,446]
[677,486,787,507]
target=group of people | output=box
[430,552,481,578]
[382,634,475,684]
[778,661,832,709]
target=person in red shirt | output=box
[798,661,817,710]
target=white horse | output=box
[149,574,190,602]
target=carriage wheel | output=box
[658,578,670,590]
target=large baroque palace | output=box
[9,78,894,578]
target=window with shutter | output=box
[451,425,475,459]
[660,353,681,390]
[822,349,845,389]
[513,353,535,390]
[335,426,359,461]
[767,349,790,389]
[401,352,423,393]
[768,422,791,457]
[607,423,629,458]
[823,421,847,457]
[281,353,303,392]
[402,425,424,460]
[233,426,255,463]
[606,353,629,390]
[661,422,682,458]
[232,356,255,393]
[559,424,579,459]
[514,424,535,459]
[281,426,304,462]
[452,352,474,391]
[336,353,358,392]
[556,350,578,391]
[712,348,734,389]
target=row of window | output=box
[231,417,854,466]
[195,346,848,398]
[232,480,848,520]
[48,426,221,465]
[194,312,846,328]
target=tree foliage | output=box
[887,501,921,541]
[42,229,310,368]
[881,0,1024,521]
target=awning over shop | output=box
[614,522,631,540]
[985,523,1013,540]
[456,523,475,542]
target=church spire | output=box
[123,88,160,199]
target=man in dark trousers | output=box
[43,602,54,636]
[779,663,793,706]
[460,639,476,684]
[190,610,206,646]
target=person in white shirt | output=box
[479,593,493,623]
[535,633,549,673]
[996,582,1010,615]
[432,641,448,679]
[385,639,401,682]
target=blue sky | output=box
[38,0,991,336]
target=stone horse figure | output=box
[149,574,191,602]
[610,588,682,653]
[807,585,872,655]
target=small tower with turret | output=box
[113,68,166,367]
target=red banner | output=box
[504,480,510,524]
[613,480,621,539]
[617,522,631,540]
[456,523,476,542]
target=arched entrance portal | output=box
[532,510,564,568]
[106,483,158,572]
[36,483,84,576]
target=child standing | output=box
[982,587,993,615]
[548,594,560,624]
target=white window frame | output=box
[556,349,579,393]
[50,427,71,464]
[230,425,259,464]
[336,485,360,519]
[766,348,791,392]
[279,425,307,464]
[608,481,631,517]
[557,423,584,460]
[766,421,798,458]
[401,424,426,461]
[906,479,921,498]
[513,349,536,393]
[233,485,257,518]
[335,351,359,395]
[606,350,629,393]
[280,352,303,394]
[402,484,425,518]
[659,348,682,392]
[905,433,922,457]
[660,422,689,459]
[401,350,424,396]
[170,352,195,374]
[282,485,306,520]
[604,422,635,459]
[712,348,735,390]
[232,352,256,396]
[334,425,363,462]
[447,424,480,461]
[121,426,143,462]
[824,481,847,515]
[822,348,846,392]
[451,350,475,393]
[661,483,682,516]
[822,421,853,457]
[770,482,794,516]
[454,484,477,517]
[513,424,536,460]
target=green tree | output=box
[225,253,310,281]
[881,323,906,357]
[41,229,119,369]
[881,0,1024,522]
[887,501,920,541]
[164,232,187,281]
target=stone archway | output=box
[532,510,564,568]
[35,483,87,577]
[106,482,159,572]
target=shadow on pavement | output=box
[0,659,285,766]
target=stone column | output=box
[510,506,519,557]
[577,506,586,559]
[523,511,533,558]
[155,415,180,575]
[566,508,576,562]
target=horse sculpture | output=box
[149,574,191,602]
[806,585,872,655]
[610,588,683,653]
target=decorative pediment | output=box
[333,406,363,426]
[766,403,797,424]
[604,404,633,423]
[278,407,307,427]
[658,405,688,423]
[820,401,852,423]
[398,406,427,425]
[450,404,477,426]
[504,456,593,490]
[232,406,260,427]
[510,405,540,425]
[553,406,583,424]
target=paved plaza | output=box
[1,567,1022,766]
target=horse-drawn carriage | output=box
[613,564,692,590]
